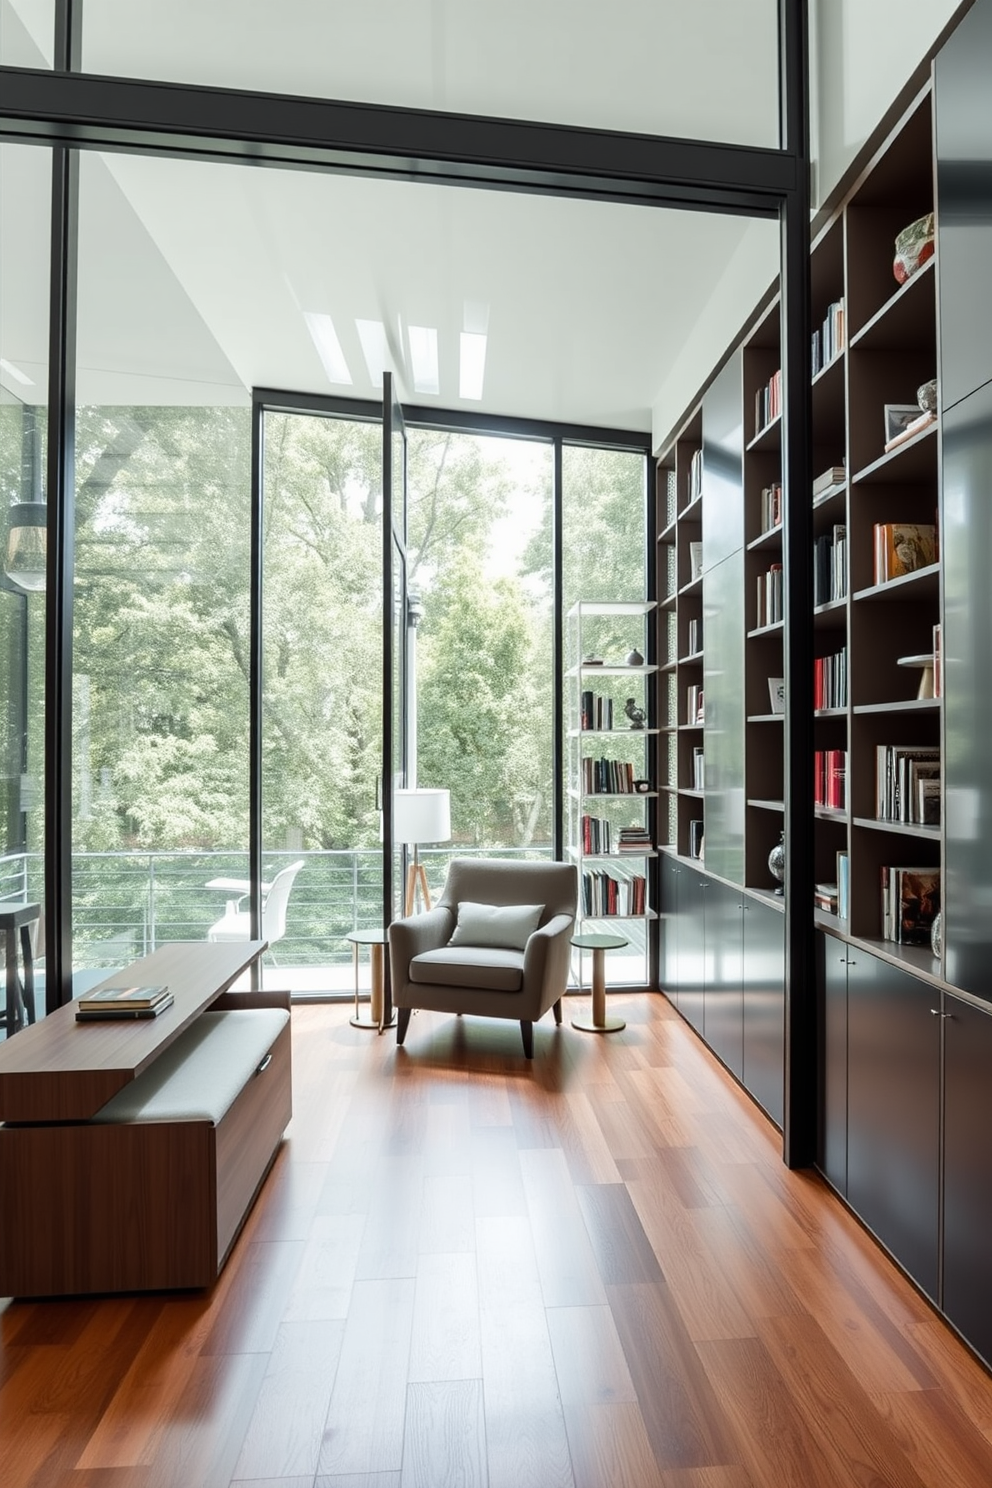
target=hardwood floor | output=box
[3,993,992,1486]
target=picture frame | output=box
[883,403,921,445]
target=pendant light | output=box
[5,502,47,592]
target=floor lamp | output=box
[394,788,451,917]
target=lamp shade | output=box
[5,502,46,592]
[393,788,451,845]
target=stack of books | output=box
[76,984,173,1021]
[617,825,652,853]
[813,463,846,500]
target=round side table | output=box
[570,931,628,1034]
[347,929,393,1032]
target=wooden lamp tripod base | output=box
[404,851,433,917]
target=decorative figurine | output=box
[625,648,645,666]
[624,697,646,729]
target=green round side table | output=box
[347,928,394,1032]
[570,931,628,1033]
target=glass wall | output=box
[562,443,650,986]
[408,427,555,897]
[0,142,49,1031]
[260,410,383,993]
[0,0,53,67]
[71,151,252,988]
[77,0,780,147]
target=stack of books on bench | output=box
[75,984,173,1021]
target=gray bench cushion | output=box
[92,1008,290,1126]
[410,946,524,993]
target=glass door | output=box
[382,372,408,1022]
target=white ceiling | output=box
[0,0,781,431]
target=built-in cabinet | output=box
[658,0,992,1373]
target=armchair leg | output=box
[396,1007,412,1045]
[520,1020,534,1058]
[553,998,562,1025]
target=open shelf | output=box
[853,816,941,839]
[852,563,940,604]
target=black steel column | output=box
[552,438,564,863]
[645,452,660,992]
[43,0,81,1011]
[780,0,816,1167]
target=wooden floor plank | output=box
[315,1475,401,1488]
[231,1319,345,1481]
[871,1386,992,1488]
[408,1252,481,1384]
[417,1173,475,1256]
[519,1149,607,1309]
[400,1379,486,1488]
[574,1182,664,1285]
[562,1399,666,1488]
[546,1304,638,1407]
[317,1277,416,1478]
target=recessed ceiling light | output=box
[408,326,439,396]
[0,358,35,387]
[459,332,487,401]
[303,313,352,386]
[355,319,388,389]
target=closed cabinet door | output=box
[742,897,784,1127]
[677,866,706,1036]
[704,879,743,1079]
[660,856,680,1008]
[943,994,992,1368]
[846,951,940,1300]
[818,935,849,1195]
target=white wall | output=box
[651,0,973,451]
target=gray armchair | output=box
[388,857,578,1057]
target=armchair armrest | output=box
[388,906,455,989]
[522,911,575,1012]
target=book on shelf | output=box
[76,995,175,1021]
[580,691,614,731]
[814,648,847,710]
[687,618,701,655]
[754,368,782,436]
[814,749,847,810]
[768,677,786,713]
[688,819,704,859]
[617,825,652,853]
[581,869,646,917]
[918,777,942,826]
[692,746,705,791]
[837,852,850,920]
[883,407,937,453]
[813,463,846,498]
[815,882,839,914]
[756,563,783,627]
[689,448,703,503]
[760,482,782,533]
[582,758,637,795]
[875,745,941,823]
[581,814,612,856]
[813,525,847,606]
[881,865,940,946]
[686,684,704,725]
[873,523,937,584]
[811,298,845,377]
[688,541,703,581]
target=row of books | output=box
[815,852,849,919]
[687,618,702,655]
[814,749,847,811]
[76,983,173,1022]
[686,684,704,725]
[760,481,782,534]
[580,691,614,731]
[814,648,847,711]
[692,746,704,791]
[882,865,940,945]
[755,368,782,436]
[582,870,647,917]
[756,563,783,628]
[876,745,941,825]
[688,819,704,858]
[689,448,703,503]
[811,298,845,377]
[580,814,613,856]
[873,522,936,584]
[581,758,638,795]
[813,525,847,606]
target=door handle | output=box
[256,1052,273,1074]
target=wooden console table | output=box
[0,940,292,1298]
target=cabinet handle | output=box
[930,1008,941,1016]
[256,1052,273,1074]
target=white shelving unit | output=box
[566,602,658,979]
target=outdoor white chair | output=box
[207,859,304,954]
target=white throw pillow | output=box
[448,901,544,952]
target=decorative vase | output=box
[931,910,942,959]
[625,648,644,666]
[768,831,785,895]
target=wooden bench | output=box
[0,941,291,1298]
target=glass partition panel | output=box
[72,151,251,991]
[80,0,780,147]
[261,410,383,995]
[562,443,649,988]
[0,142,50,1031]
[1,0,54,66]
[408,427,554,900]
